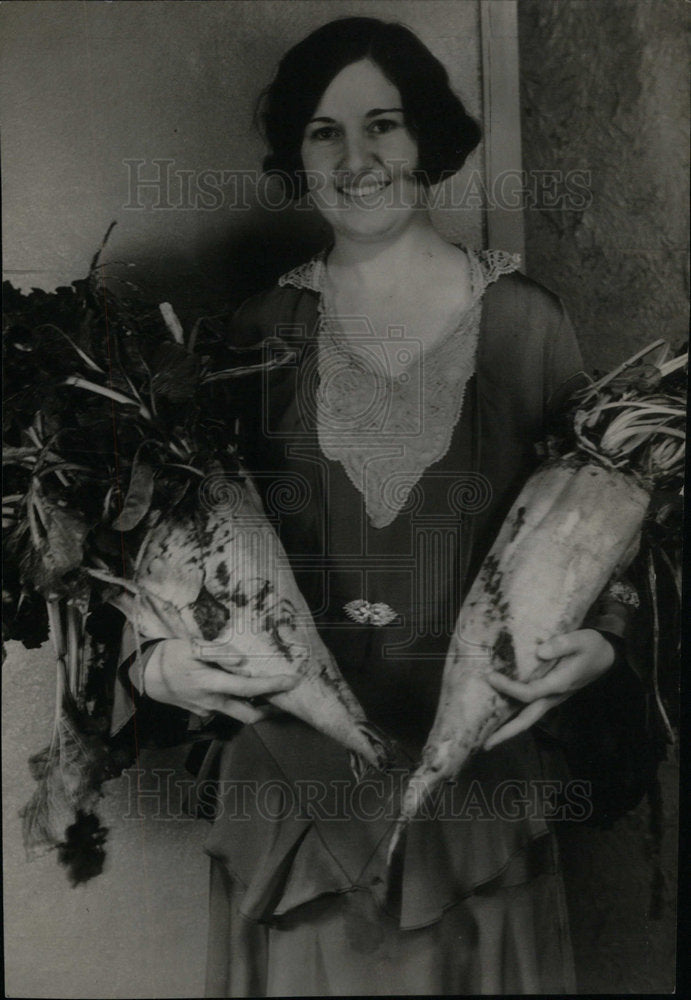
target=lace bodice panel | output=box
[278,248,520,528]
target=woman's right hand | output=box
[143,638,300,724]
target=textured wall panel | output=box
[519,0,685,992]
[519,0,688,372]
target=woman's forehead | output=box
[310,59,403,119]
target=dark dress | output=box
[111,251,631,995]
[199,253,618,997]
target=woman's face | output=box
[300,59,421,242]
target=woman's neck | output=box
[326,214,458,290]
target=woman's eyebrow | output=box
[365,107,404,117]
[306,108,404,125]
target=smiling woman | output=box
[260,17,480,202]
[1,3,682,997]
[300,61,419,238]
[125,15,646,999]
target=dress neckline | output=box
[278,246,521,530]
[278,246,521,377]
[320,249,486,383]
[277,244,521,290]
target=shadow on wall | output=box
[1,0,483,319]
[104,196,329,325]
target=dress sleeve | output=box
[538,298,636,643]
[534,300,644,749]
[109,624,163,735]
[542,298,589,419]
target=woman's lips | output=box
[335,179,392,199]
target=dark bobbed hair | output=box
[258,17,481,199]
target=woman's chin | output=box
[326,206,424,243]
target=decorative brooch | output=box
[343,599,398,626]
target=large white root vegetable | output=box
[388,461,650,858]
[112,470,392,777]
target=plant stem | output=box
[658,353,688,378]
[63,376,153,421]
[159,303,185,344]
[647,550,675,744]
[36,324,105,373]
[86,567,140,594]
[582,340,669,398]
[46,599,68,732]
[66,605,81,701]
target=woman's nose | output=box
[338,132,375,177]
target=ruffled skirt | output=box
[205,837,575,997]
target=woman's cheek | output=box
[385,133,419,176]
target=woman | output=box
[131,17,632,996]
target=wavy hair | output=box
[257,17,481,199]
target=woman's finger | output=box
[215,696,271,725]
[190,638,246,669]
[486,630,615,702]
[193,645,295,679]
[200,697,283,724]
[536,628,615,667]
[485,665,576,702]
[207,669,300,699]
[535,632,582,661]
[142,639,302,718]
[483,693,567,750]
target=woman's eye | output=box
[368,119,400,135]
[309,126,341,141]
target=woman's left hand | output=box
[482,629,616,751]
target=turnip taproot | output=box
[389,342,686,861]
[389,462,648,858]
[112,469,392,777]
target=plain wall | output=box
[1,3,483,997]
[1,0,484,315]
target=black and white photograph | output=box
[1,1,687,996]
